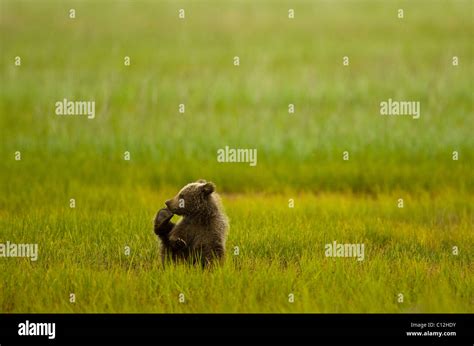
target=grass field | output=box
[0,0,473,312]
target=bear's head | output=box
[165,179,216,216]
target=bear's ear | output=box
[196,179,207,183]
[202,182,215,195]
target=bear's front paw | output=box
[155,208,174,227]
[176,237,187,249]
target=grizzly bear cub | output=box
[154,180,229,267]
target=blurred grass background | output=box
[1,0,472,195]
[0,0,473,312]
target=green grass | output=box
[0,0,473,312]
[0,191,472,312]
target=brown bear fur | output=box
[154,180,229,267]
